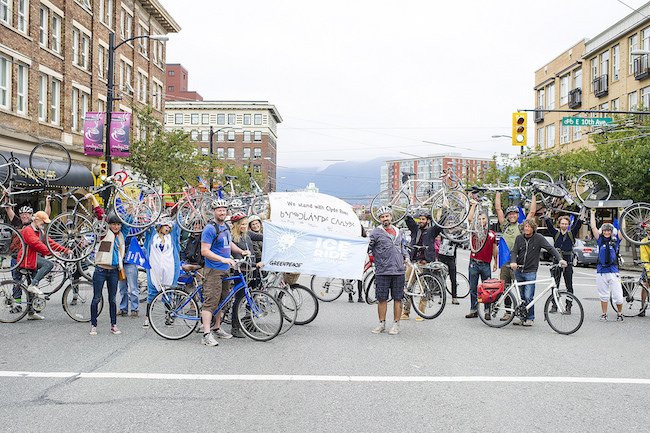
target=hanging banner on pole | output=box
[83,112,105,156]
[109,112,131,157]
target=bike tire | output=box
[531,179,566,198]
[619,202,650,246]
[77,256,95,282]
[46,213,96,262]
[0,280,30,323]
[612,278,647,317]
[519,170,553,191]
[0,153,10,186]
[544,291,584,335]
[411,273,446,320]
[574,171,612,204]
[112,180,162,229]
[177,195,211,233]
[62,281,102,322]
[236,290,283,341]
[477,290,516,328]
[266,286,298,335]
[363,273,393,305]
[149,289,200,340]
[29,141,71,182]
[310,275,344,302]
[430,190,469,229]
[446,272,470,299]
[369,189,409,223]
[250,195,270,216]
[0,223,25,272]
[39,260,67,296]
[468,203,488,253]
[415,181,437,203]
[287,283,319,325]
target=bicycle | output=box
[309,255,374,302]
[148,258,284,342]
[402,252,447,320]
[259,271,319,326]
[610,260,649,317]
[619,202,650,246]
[0,222,26,273]
[477,264,584,335]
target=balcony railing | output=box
[534,106,544,123]
[634,55,650,80]
[568,88,582,109]
[593,74,608,98]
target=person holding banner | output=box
[369,206,408,335]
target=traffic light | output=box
[99,162,108,179]
[512,112,527,146]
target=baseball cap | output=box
[33,211,51,224]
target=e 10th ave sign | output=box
[561,117,613,126]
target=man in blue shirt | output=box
[590,208,623,322]
[199,199,250,346]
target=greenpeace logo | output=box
[269,260,302,268]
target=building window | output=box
[254,114,262,125]
[536,128,544,150]
[175,113,183,124]
[611,98,619,112]
[545,124,555,149]
[217,114,225,125]
[191,130,199,141]
[201,114,209,124]
[254,131,262,141]
[167,86,174,92]
[120,9,132,40]
[643,26,650,51]
[590,57,597,90]
[537,88,544,109]
[560,124,570,145]
[38,75,47,121]
[200,130,209,141]
[612,44,620,81]
[573,68,582,90]
[17,0,28,33]
[629,91,638,110]
[217,148,224,159]
[244,114,251,125]
[191,113,199,125]
[243,148,250,159]
[16,64,27,115]
[168,70,175,76]
[153,82,163,110]
[216,131,225,142]
[546,83,555,109]
[227,131,235,141]
[138,23,148,57]
[72,29,80,65]
[50,78,60,125]
[573,122,582,141]
[600,51,609,80]
[99,0,113,27]
[641,86,650,109]
[227,148,235,159]
[201,147,208,156]
[228,113,235,125]
[97,98,105,113]
[137,72,147,103]
[98,45,106,78]
[39,8,48,46]
[81,91,89,127]
[560,74,569,106]
[630,34,639,74]
[253,148,262,159]
[0,0,11,25]
[243,131,251,142]
[0,55,9,109]
[72,88,79,131]
[253,164,261,173]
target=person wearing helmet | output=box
[495,191,537,321]
[90,213,131,335]
[402,208,443,320]
[248,215,264,261]
[368,206,408,335]
[199,199,250,346]
[590,209,624,321]
[4,194,50,229]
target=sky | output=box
[159,0,649,169]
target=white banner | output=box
[261,221,369,280]
[269,192,361,237]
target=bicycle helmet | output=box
[156,217,174,229]
[18,205,33,214]
[210,198,229,209]
[106,213,122,224]
[600,223,615,232]
[505,205,519,216]
[248,215,261,223]
[376,206,392,217]
[231,212,247,223]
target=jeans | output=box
[469,259,492,312]
[118,263,139,312]
[91,267,119,327]
[515,270,537,321]
[32,257,54,286]
[553,258,574,294]
[439,255,457,298]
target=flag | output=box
[569,214,575,228]
[124,237,151,269]
[517,206,526,223]
[498,237,510,269]
[612,217,620,230]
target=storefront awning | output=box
[0,151,94,188]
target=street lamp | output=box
[104,32,169,179]
[491,134,524,156]
[208,125,242,191]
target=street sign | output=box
[561,117,613,126]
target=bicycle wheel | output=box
[62,281,102,322]
[0,280,29,323]
[415,180,438,203]
[287,283,319,325]
[443,221,469,244]
[430,190,469,229]
[149,289,199,340]
[612,278,647,317]
[519,170,553,191]
[29,141,71,182]
[265,286,297,335]
[138,268,148,305]
[38,261,67,296]
[0,223,24,272]
[544,291,584,335]
[411,273,446,319]
[574,171,612,204]
[310,276,344,302]
[77,254,95,282]
[250,195,270,216]
[236,290,283,341]
[177,195,211,233]
[46,213,96,262]
[370,189,409,223]
[619,203,650,245]
[0,154,10,186]
[468,204,488,253]
[447,272,470,299]
[477,290,517,328]
[113,181,162,228]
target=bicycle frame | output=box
[501,276,565,314]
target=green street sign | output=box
[561,117,613,126]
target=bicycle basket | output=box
[477,279,505,303]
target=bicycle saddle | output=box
[182,263,202,272]
[225,175,237,181]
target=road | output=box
[1,250,649,433]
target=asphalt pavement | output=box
[1,251,649,433]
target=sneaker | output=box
[26,285,43,296]
[371,322,386,334]
[89,326,97,335]
[600,314,608,322]
[500,313,512,322]
[348,296,354,303]
[549,305,558,314]
[231,327,245,338]
[465,311,478,318]
[202,332,219,346]
[110,325,122,335]
[400,313,410,321]
[451,298,460,305]
[388,322,400,335]
[616,314,624,322]
[214,328,232,339]
[415,315,424,322]
[357,298,364,303]
[142,317,150,328]
[130,311,139,318]
[513,318,524,326]
[639,309,646,317]
[484,312,491,321]
[27,312,44,320]
[119,310,128,316]
[522,320,533,327]
[69,297,78,306]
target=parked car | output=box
[573,239,599,267]
[541,235,555,262]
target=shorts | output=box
[596,272,623,305]
[202,267,231,313]
[499,264,514,286]
[375,274,405,302]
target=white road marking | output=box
[1,371,650,385]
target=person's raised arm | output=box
[545,216,557,236]
[468,199,477,224]
[590,209,600,240]
[526,194,537,219]
[44,195,52,217]
[495,192,505,225]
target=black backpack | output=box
[184,222,229,266]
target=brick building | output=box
[164,63,202,101]
[0,0,180,205]
[164,100,282,191]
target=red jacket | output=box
[18,224,67,270]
